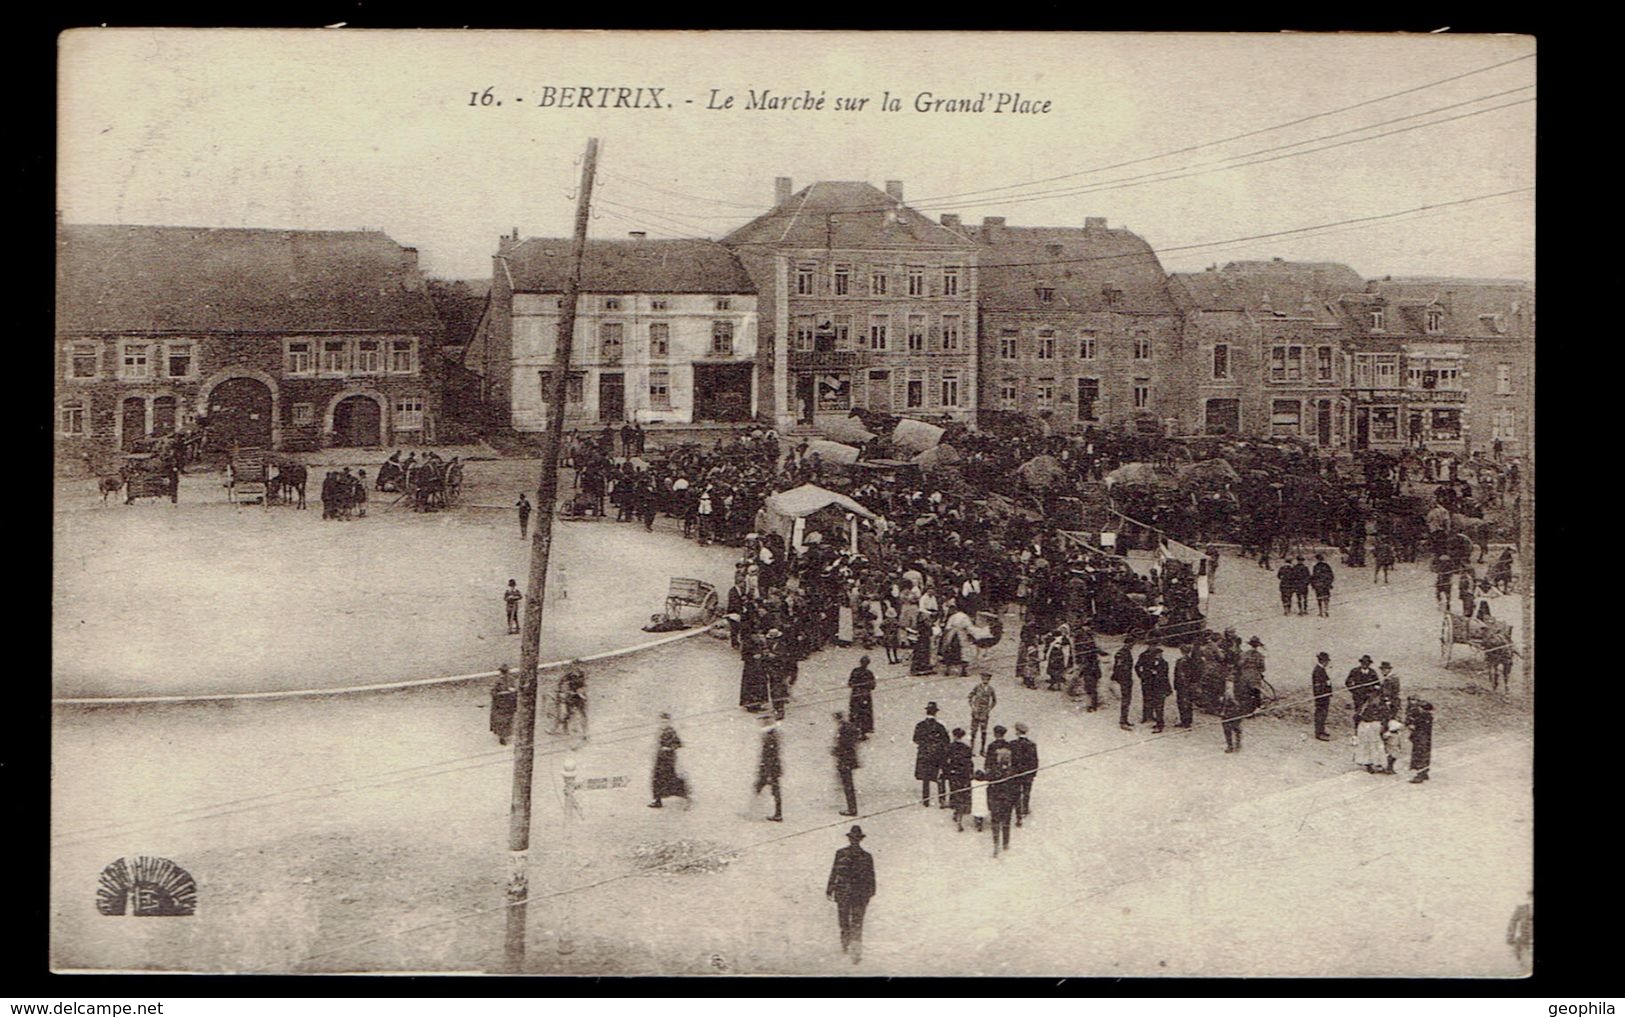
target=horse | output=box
[269,462,308,509]
[98,474,125,504]
[1449,512,1493,563]
[408,461,445,512]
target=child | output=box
[503,579,523,634]
[880,605,901,665]
[1382,717,1410,775]
[970,770,990,833]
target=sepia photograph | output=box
[52,28,1535,976]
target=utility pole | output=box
[504,137,599,972]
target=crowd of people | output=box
[318,467,368,520]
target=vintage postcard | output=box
[53,29,1534,976]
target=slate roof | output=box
[721,181,976,250]
[1363,278,1534,339]
[970,223,1176,313]
[502,239,756,294]
[1168,259,1364,324]
[56,224,442,334]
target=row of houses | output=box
[54,180,1532,463]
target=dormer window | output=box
[1480,314,1504,335]
[1036,287,1055,303]
[1426,309,1444,333]
[604,296,623,311]
[1370,309,1385,332]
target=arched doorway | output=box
[207,377,274,449]
[332,395,383,447]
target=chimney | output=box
[774,177,793,206]
[628,231,647,240]
[400,246,419,271]
[498,230,520,254]
[940,213,961,228]
[885,180,904,202]
[1084,216,1107,230]
[982,216,1006,243]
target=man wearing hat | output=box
[1136,644,1171,733]
[1112,636,1137,732]
[968,673,998,754]
[826,825,877,963]
[848,656,877,739]
[1008,723,1039,826]
[1237,636,1267,715]
[1069,624,1109,711]
[912,703,950,807]
[1172,642,1200,729]
[755,714,784,822]
[1346,655,1379,731]
[1289,555,1312,616]
[1311,652,1333,741]
[1378,662,1402,718]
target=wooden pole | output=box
[503,137,599,972]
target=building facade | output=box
[723,179,980,432]
[974,216,1184,433]
[466,235,759,430]
[55,224,443,462]
[1341,278,1533,455]
[1169,260,1362,445]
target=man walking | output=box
[1289,556,1312,616]
[1172,642,1199,729]
[967,674,997,754]
[755,714,783,822]
[1113,637,1137,731]
[1009,722,1038,826]
[1346,655,1379,732]
[1276,559,1295,616]
[1310,554,1335,617]
[826,826,876,963]
[833,711,862,816]
[516,493,532,539]
[1137,644,1170,733]
[985,738,1016,857]
[1070,624,1107,711]
[503,578,523,634]
[1311,651,1333,741]
[912,702,950,807]
[848,656,877,739]
[1237,636,1266,716]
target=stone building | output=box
[722,179,979,432]
[1168,260,1361,445]
[54,224,443,462]
[1340,277,1533,455]
[973,216,1183,433]
[465,234,759,431]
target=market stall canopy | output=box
[1017,454,1067,490]
[913,443,962,470]
[757,483,884,551]
[890,418,945,454]
[1177,458,1240,488]
[821,414,879,445]
[1105,462,1174,489]
[804,440,861,466]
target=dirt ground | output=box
[51,467,1532,976]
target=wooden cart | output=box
[664,578,720,625]
[228,447,269,505]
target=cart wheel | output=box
[1440,614,1453,663]
[701,591,720,624]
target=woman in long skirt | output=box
[1407,700,1434,783]
[898,582,921,643]
[1353,695,1389,774]
[910,620,936,675]
[649,715,690,808]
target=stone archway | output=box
[323,389,389,448]
[198,370,281,450]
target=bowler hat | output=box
[1379,661,1393,670]
[925,702,939,713]
[1316,652,1330,662]
[993,725,1007,736]
[1014,722,1029,734]
[847,825,865,840]
[1248,636,1264,647]
[1359,654,1373,664]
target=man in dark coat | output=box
[1113,637,1137,731]
[912,702,950,807]
[1288,556,1312,615]
[1069,625,1108,711]
[1407,699,1434,783]
[936,727,973,831]
[755,715,783,821]
[832,712,861,816]
[1311,652,1333,740]
[648,714,689,808]
[1347,654,1379,731]
[1310,554,1335,617]
[848,657,877,738]
[516,493,532,539]
[983,724,1012,766]
[985,737,1016,856]
[1137,645,1171,733]
[1172,642,1200,728]
[826,825,876,963]
[1276,560,1295,615]
[1008,722,1039,826]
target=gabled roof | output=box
[56,224,441,334]
[1364,277,1533,339]
[1168,259,1363,325]
[970,223,1176,314]
[721,182,976,250]
[501,239,756,294]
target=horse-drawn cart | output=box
[664,578,720,625]
[1441,611,1515,687]
[120,453,176,504]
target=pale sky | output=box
[57,29,1535,283]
